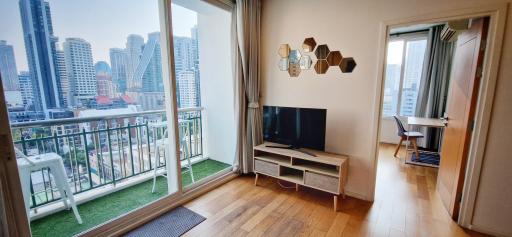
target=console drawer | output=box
[304,171,339,194]
[254,159,279,176]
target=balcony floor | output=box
[30,159,231,237]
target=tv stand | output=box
[254,142,349,211]
[264,145,318,157]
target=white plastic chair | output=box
[150,120,196,193]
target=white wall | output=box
[197,8,236,166]
[380,118,401,144]
[261,0,512,235]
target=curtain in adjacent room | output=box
[233,0,262,173]
[415,25,455,150]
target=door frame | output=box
[368,2,508,230]
[0,77,32,236]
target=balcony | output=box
[10,107,231,237]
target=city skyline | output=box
[1,0,202,123]
[0,0,197,72]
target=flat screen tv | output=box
[263,106,326,151]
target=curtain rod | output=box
[389,29,430,37]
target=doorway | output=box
[375,16,490,224]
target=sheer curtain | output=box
[233,0,262,173]
[415,25,455,150]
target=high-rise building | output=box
[18,71,34,108]
[19,0,62,115]
[109,48,127,95]
[55,49,70,107]
[176,71,197,108]
[95,61,111,76]
[174,35,200,108]
[0,40,20,91]
[135,32,163,93]
[173,36,195,72]
[125,34,144,91]
[63,38,97,107]
[190,25,201,107]
[382,64,401,116]
[95,61,115,98]
[96,74,115,98]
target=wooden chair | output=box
[392,116,423,159]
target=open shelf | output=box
[279,166,304,184]
[292,158,339,177]
[254,153,290,166]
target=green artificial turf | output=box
[30,159,231,237]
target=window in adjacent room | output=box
[382,33,428,117]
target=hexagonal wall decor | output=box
[278,44,290,58]
[326,51,342,66]
[299,55,312,70]
[314,44,330,59]
[289,50,302,64]
[314,60,329,74]
[302,37,317,52]
[289,63,301,77]
[278,58,289,71]
[339,57,357,73]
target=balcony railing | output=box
[10,107,203,208]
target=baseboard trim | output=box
[344,190,368,201]
[469,224,512,237]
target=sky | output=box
[0,0,197,72]
[387,41,404,65]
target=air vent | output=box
[441,19,470,42]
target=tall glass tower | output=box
[110,48,128,94]
[0,41,20,91]
[19,0,61,115]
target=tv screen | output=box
[263,106,326,151]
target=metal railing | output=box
[11,107,203,208]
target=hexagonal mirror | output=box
[288,63,301,77]
[278,44,290,58]
[299,55,312,70]
[302,37,316,52]
[278,58,289,71]
[314,44,330,60]
[326,51,342,66]
[314,60,329,74]
[289,49,301,64]
[339,57,357,73]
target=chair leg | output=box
[412,139,420,160]
[152,148,159,193]
[394,137,404,158]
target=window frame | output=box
[383,31,429,118]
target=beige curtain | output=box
[233,0,262,174]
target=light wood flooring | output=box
[183,144,487,237]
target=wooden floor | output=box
[183,144,487,237]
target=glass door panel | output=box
[170,1,235,188]
[399,39,427,116]
[0,0,179,235]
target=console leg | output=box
[295,184,299,192]
[254,173,259,186]
[333,195,339,211]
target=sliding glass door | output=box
[0,0,181,235]
[170,0,235,188]
[0,0,236,235]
